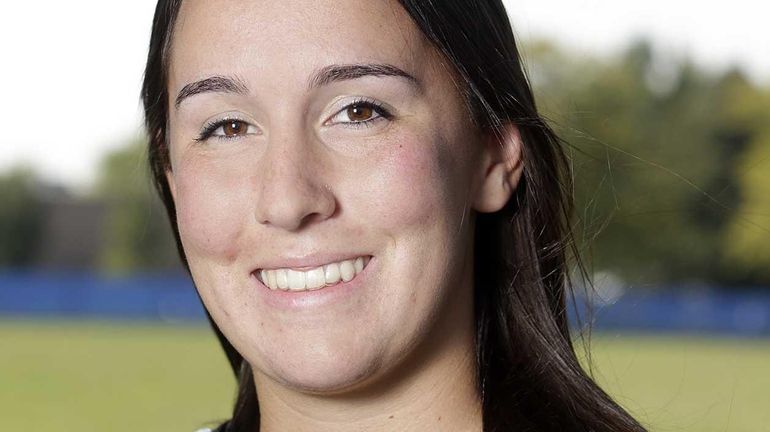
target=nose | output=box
[253,135,336,232]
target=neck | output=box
[254,286,481,432]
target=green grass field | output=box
[1,319,768,431]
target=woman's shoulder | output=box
[194,429,213,432]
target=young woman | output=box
[142,0,646,431]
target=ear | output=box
[165,169,178,202]
[472,122,524,213]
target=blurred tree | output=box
[0,168,44,267]
[94,138,180,274]
[721,85,770,283]
[528,39,770,286]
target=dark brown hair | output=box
[142,1,647,431]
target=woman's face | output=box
[166,0,502,393]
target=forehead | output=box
[169,0,435,90]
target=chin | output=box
[256,342,386,394]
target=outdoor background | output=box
[1,1,769,431]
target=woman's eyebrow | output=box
[174,75,249,109]
[174,64,419,109]
[308,63,421,90]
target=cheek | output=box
[172,160,253,263]
[359,134,464,232]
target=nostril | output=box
[255,182,337,231]
[292,206,337,231]
[252,147,337,230]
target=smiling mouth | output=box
[256,256,371,292]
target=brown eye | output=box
[325,99,392,128]
[196,118,258,142]
[222,120,249,137]
[346,104,374,122]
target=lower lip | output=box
[252,258,374,310]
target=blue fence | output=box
[0,271,206,321]
[2,271,770,336]
[572,288,770,337]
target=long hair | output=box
[142,1,646,431]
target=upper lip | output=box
[252,252,373,272]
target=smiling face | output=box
[165,0,513,394]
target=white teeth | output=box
[258,256,369,292]
[305,267,326,290]
[324,263,341,285]
[287,269,305,291]
[276,269,288,290]
[339,260,355,282]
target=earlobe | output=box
[472,123,524,213]
[165,169,177,202]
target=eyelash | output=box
[194,98,394,142]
